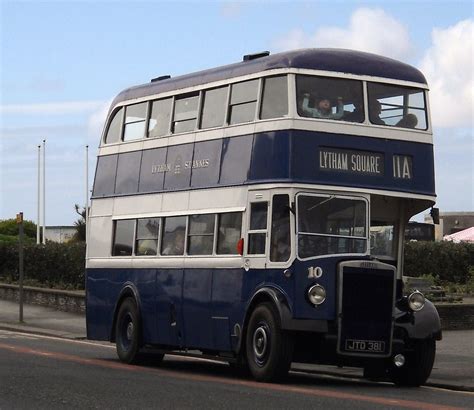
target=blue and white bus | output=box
[86,49,441,386]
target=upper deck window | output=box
[368,83,427,130]
[229,79,259,125]
[296,75,364,123]
[124,103,147,141]
[148,98,172,138]
[260,75,288,120]
[200,86,228,129]
[173,93,199,133]
[104,108,123,144]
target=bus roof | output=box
[111,48,427,108]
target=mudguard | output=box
[395,299,442,340]
[110,282,142,342]
[241,287,327,347]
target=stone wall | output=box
[0,284,85,314]
[436,303,474,331]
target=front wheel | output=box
[116,298,141,364]
[389,338,436,387]
[245,303,293,382]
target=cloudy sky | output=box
[1,1,472,225]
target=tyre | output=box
[389,338,436,387]
[245,303,293,382]
[115,297,142,364]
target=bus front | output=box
[277,69,440,386]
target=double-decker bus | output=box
[86,49,441,386]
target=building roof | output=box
[443,227,474,243]
[110,48,427,109]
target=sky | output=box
[0,0,473,226]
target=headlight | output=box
[408,290,425,312]
[308,284,326,306]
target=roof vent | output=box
[243,51,270,62]
[151,75,171,83]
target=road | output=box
[0,329,472,409]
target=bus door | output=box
[246,190,294,305]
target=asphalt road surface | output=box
[0,330,472,409]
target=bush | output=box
[0,238,472,292]
[404,241,474,285]
[0,242,86,290]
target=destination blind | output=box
[319,147,384,176]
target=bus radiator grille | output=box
[338,267,395,357]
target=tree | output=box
[0,219,37,239]
[73,204,87,242]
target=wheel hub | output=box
[126,321,134,340]
[253,326,268,359]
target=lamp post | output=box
[85,145,89,243]
[42,139,46,244]
[37,144,41,244]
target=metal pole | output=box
[17,212,24,322]
[42,139,46,244]
[37,145,41,244]
[85,145,89,244]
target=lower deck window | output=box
[187,214,215,255]
[111,211,243,258]
[112,220,135,256]
[161,216,186,256]
[136,218,160,256]
[370,223,396,259]
[248,202,268,255]
[217,212,242,255]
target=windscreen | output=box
[297,195,367,259]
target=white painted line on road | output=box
[0,329,114,349]
[0,329,224,365]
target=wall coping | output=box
[0,283,85,298]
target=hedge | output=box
[0,242,86,290]
[404,241,473,284]
[0,241,472,290]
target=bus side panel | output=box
[134,268,159,343]
[155,268,184,347]
[249,132,290,181]
[182,269,213,349]
[211,268,246,351]
[86,268,158,343]
[86,268,111,341]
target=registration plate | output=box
[345,339,385,353]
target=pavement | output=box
[0,299,473,392]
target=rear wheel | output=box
[389,338,436,387]
[245,303,293,382]
[116,298,141,364]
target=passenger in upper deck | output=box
[368,100,385,125]
[302,94,344,120]
[396,113,418,128]
[343,103,364,123]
